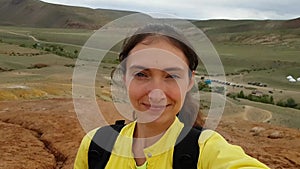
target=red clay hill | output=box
[0,98,299,169]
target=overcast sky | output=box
[42,0,299,20]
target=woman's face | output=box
[124,37,194,125]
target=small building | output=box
[286,75,293,80]
[251,90,264,97]
[204,79,212,85]
[289,78,296,82]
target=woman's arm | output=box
[198,130,270,169]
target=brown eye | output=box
[166,74,181,79]
[134,72,148,79]
[136,72,146,77]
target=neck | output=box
[132,118,175,166]
[134,117,175,138]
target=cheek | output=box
[168,85,181,99]
[171,80,190,106]
[126,79,189,105]
[165,81,187,104]
[127,81,145,102]
[171,90,184,108]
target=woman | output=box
[74,24,269,169]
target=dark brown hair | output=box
[119,24,198,72]
[119,23,203,127]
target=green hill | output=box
[0,0,134,29]
[0,0,299,46]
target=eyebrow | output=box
[128,65,185,72]
[128,65,148,70]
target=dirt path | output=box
[243,105,273,123]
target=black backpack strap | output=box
[173,126,202,169]
[88,120,125,169]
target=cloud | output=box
[42,0,300,20]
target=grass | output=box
[0,26,89,45]
[30,29,92,45]
[0,42,75,89]
[1,25,300,129]
[233,98,300,129]
[1,25,299,92]
[206,43,300,91]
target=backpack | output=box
[88,120,202,169]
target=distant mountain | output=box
[0,0,134,29]
[192,17,300,34]
[282,17,300,29]
[191,17,300,45]
[0,0,299,38]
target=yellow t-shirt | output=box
[136,161,147,169]
[74,117,270,169]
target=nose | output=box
[148,89,166,103]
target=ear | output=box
[187,71,195,91]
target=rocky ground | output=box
[0,98,299,169]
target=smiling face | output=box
[124,37,194,125]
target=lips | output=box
[141,103,171,111]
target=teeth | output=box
[151,105,165,107]
[151,106,166,108]
[142,103,169,108]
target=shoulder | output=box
[85,127,100,142]
[198,129,225,145]
[77,127,100,152]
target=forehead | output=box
[126,38,189,71]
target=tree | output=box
[33,43,38,48]
[276,100,286,107]
[247,94,253,101]
[286,98,297,108]
[237,90,245,98]
[270,96,274,104]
